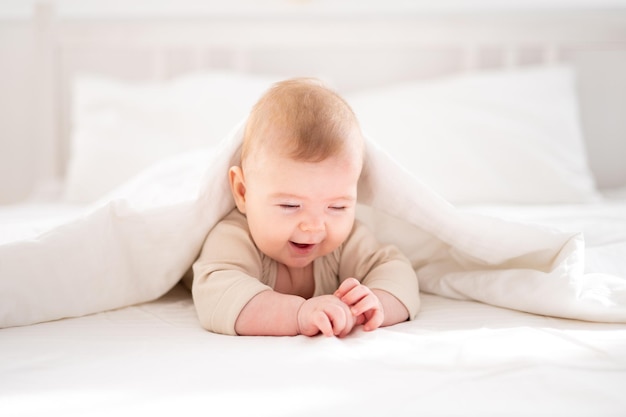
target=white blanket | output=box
[1,122,625,328]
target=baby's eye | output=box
[329,206,347,211]
[279,204,300,210]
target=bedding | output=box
[1,281,625,417]
[463,197,626,278]
[346,65,600,205]
[63,66,600,206]
[64,72,281,203]
[0,202,86,245]
[2,191,626,416]
[1,115,626,328]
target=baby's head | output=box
[230,78,364,269]
[241,77,363,170]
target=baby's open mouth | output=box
[290,241,313,249]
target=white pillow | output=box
[346,66,600,205]
[65,71,280,203]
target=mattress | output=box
[1,284,625,417]
[1,196,625,417]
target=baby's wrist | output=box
[295,298,307,335]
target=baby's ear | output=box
[228,166,247,213]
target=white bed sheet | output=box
[1,284,625,417]
[1,196,626,417]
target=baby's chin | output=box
[277,247,320,269]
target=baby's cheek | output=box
[331,222,354,248]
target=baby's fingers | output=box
[349,294,384,331]
[340,285,371,311]
[312,311,334,337]
[326,305,351,336]
[334,277,360,299]
[362,309,384,332]
[350,294,379,317]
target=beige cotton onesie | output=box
[191,209,420,335]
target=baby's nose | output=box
[299,220,325,233]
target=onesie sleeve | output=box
[192,209,272,335]
[339,220,420,320]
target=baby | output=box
[192,78,419,336]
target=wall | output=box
[0,20,38,203]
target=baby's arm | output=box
[234,291,303,336]
[235,291,358,337]
[371,289,409,327]
[337,220,420,327]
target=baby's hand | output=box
[334,278,384,332]
[297,295,358,338]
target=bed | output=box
[2,2,626,416]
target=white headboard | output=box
[35,2,626,190]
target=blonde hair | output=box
[241,78,363,165]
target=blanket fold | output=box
[1,122,625,328]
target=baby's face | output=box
[237,148,361,270]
